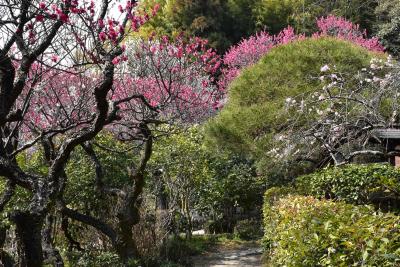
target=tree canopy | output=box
[206,38,381,171]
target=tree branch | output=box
[59,203,117,245]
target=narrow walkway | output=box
[192,244,263,267]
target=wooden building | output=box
[373,128,400,167]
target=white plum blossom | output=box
[370,64,379,70]
[280,59,400,168]
[320,65,330,72]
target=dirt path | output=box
[191,243,263,267]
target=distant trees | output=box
[375,0,400,56]
[147,126,262,237]
[137,0,258,52]
[137,0,379,53]
[138,0,400,58]
[253,0,377,35]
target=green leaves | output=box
[263,195,400,266]
[148,126,262,221]
[296,164,400,211]
[375,0,400,56]
[137,0,259,52]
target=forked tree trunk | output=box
[114,124,152,265]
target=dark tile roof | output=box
[373,129,400,139]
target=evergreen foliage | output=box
[207,38,379,171]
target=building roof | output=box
[373,129,400,139]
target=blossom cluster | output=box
[114,36,222,123]
[219,27,304,91]
[314,16,384,52]
[19,35,222,137]
[273,55,400,165]
[24,72,96,131]
[16,0,160,66]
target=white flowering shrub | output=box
[277,55,400,165]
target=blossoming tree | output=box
[278,56,400,166]
[0,0,220,265]
[58,36,221,264]
[0,1,155,265]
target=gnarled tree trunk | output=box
[10,211,44,267]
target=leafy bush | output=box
[263,186,294,205]
[263,195,400,266]
[296,164,400,211]
[233,219,263,240]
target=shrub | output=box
[263,195,400,266]
[296,164,400,211]
[233,219,263,240]
[263,186,294,206]
[207,37,381,166]
[65,251,123,267]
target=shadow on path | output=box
[191,243,263,267]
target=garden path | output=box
[191,243,263,267]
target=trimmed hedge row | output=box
[263,193,400,266]
[296,164,400,211]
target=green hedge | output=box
[263,194,400,266]
[296,164,400,211]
